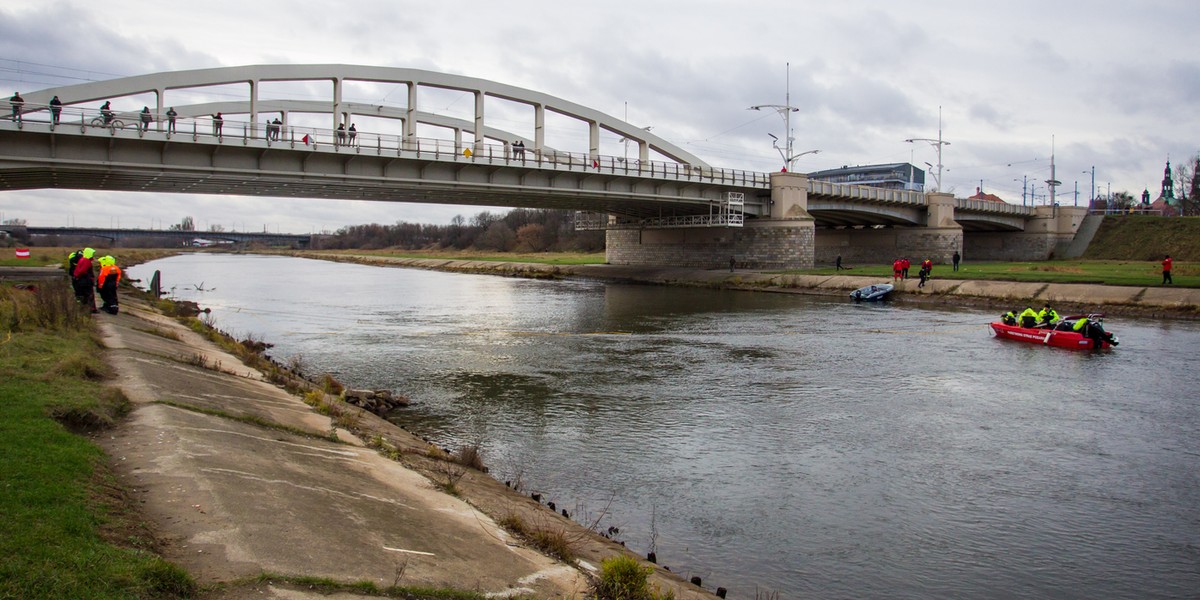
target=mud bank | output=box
[299,253,1200,321]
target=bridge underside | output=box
[0,128,757,222]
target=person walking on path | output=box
[9,92,23,122]
[1163,255,1173,285]
[918,266,928,288]
[952,250,961,271]
[49,95,62,124]
[836,255,845,271]
[166,107,177,133]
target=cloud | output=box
[1,0,1198,230]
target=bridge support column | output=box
[965,205,1089,261]
[604,172,815,270]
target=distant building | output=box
[1149,159,1179,216]
[967,187,1007,203]
[807,163,925,191]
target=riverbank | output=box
[298,252,1200,320]
[88,290,718,599]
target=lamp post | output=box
[1013,176,1029,205]
[1083,167,1095,211]
[750,62,820,172]
[905,106,950,193]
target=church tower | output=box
[1161,159,1175,203]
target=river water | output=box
[128,254,1200,599]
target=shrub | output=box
[595,554,673,600]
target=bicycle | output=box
[89,114,126,129]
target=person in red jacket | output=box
[922,258,933,275]
[1162,254,1173,285]
[901,258,911,279]
[73,247,98,313]
[892,258,902,282]
[97,255,122,314]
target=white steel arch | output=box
[18,64,709,167]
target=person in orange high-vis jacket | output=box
[97,255,122,314]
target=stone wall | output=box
[606,221,815,269]
[814,227,963,267]
[965,232,1074,262]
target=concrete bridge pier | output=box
[965,205,1089,261]
[605,172,816,270]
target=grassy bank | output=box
[1082,216,1200,261]
[800,259,1195,287]
[0,246,181,269]
[0,281,195,599]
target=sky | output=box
[1,0,1197,234]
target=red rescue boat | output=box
[989,315,1118,350]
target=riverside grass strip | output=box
[0,323,195,599]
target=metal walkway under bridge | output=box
[0,64,1038,234]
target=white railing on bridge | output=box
[5,101,770,189]
[955,198,1035,215]
[807,180,925,205]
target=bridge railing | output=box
[6,101,770,189]
[955,198,1035,215]
[808,180,926,204]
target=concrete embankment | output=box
[302,253,1200,320]
[93,293,720,599]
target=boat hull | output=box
[989,322,1115,350]
[851,283,894,302]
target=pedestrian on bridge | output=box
[10,92,24,122]
[212,112,223,137]
[140,106,152,132]
[50,95,62,124]
[166,107,177,133]
[348,123,357,145]
[336,123,346,146]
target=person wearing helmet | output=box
[73,248,98,313]
[97,255,122,315]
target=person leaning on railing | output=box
[10,91,24,122]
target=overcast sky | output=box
[2,0,1197,233]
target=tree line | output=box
[316,208,605,252]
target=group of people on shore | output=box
[66,248,122,315]
[892,257,937,288]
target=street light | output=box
[1083,167,1095,210]
[750,62,818,172]
[905,106,950,193]
[765,133,819,171]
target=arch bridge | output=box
[0,64,1085,268]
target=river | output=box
[128,254,1200,599]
